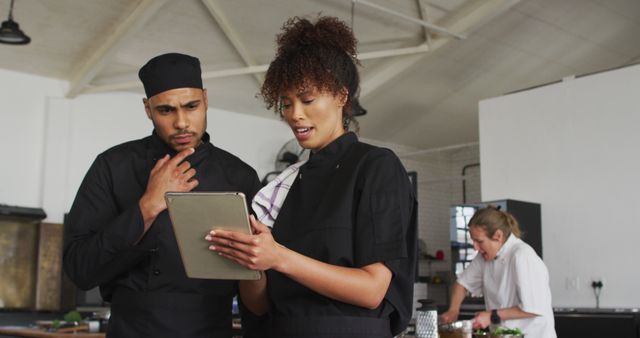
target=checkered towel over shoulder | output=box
[252,160,307,228]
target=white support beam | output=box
[72,0,521,100]
[360,52,426,98]
[83,64,269,94]
[397,141,479,158]
[359,44,429,60]
[66,0,169,98]
[358,0,433,99]
[83,46,431,94]
[201,0,263,85]
[360,0,521,99]
[430,0,521,50]
[353,0,466,39]
[416,0,432,45]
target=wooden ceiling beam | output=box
[66,0,169,98]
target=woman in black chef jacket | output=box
[206,16,417,338]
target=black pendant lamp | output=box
[0,0,30,45]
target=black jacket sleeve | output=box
[63,154,150,290]
[354,147,418,336]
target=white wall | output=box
[479,64,640,308]
[0,69,291,223]
[0,69,66,208]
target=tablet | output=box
[165,191,261,280]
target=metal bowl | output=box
[439,320,472,332]
[438,320,473,338]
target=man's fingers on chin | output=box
[176,147,194,161]
[166,149,190,167]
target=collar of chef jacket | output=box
[495,233,520,261]
[304,132,358,170]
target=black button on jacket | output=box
[63,131,261,338]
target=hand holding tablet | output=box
[165,192,261,280]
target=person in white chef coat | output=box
[440,206,557,338]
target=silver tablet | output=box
[165,191,261,280]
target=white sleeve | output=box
[458,256,484,297]
[512,247,552,315]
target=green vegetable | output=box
[63,310,83,323]
[493,326,523,335]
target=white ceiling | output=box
[1,0,639,150]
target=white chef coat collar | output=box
[496,233,519,259]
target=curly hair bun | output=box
[276,16,358,60]
[261,15,362,132]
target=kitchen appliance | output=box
[415,299,438,338]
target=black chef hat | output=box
[138,53,203,98]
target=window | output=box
[450,206,478,276]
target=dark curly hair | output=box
[260,16,361,131]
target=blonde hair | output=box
[468,206,521,240]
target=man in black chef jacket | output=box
[63,53,261,338]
